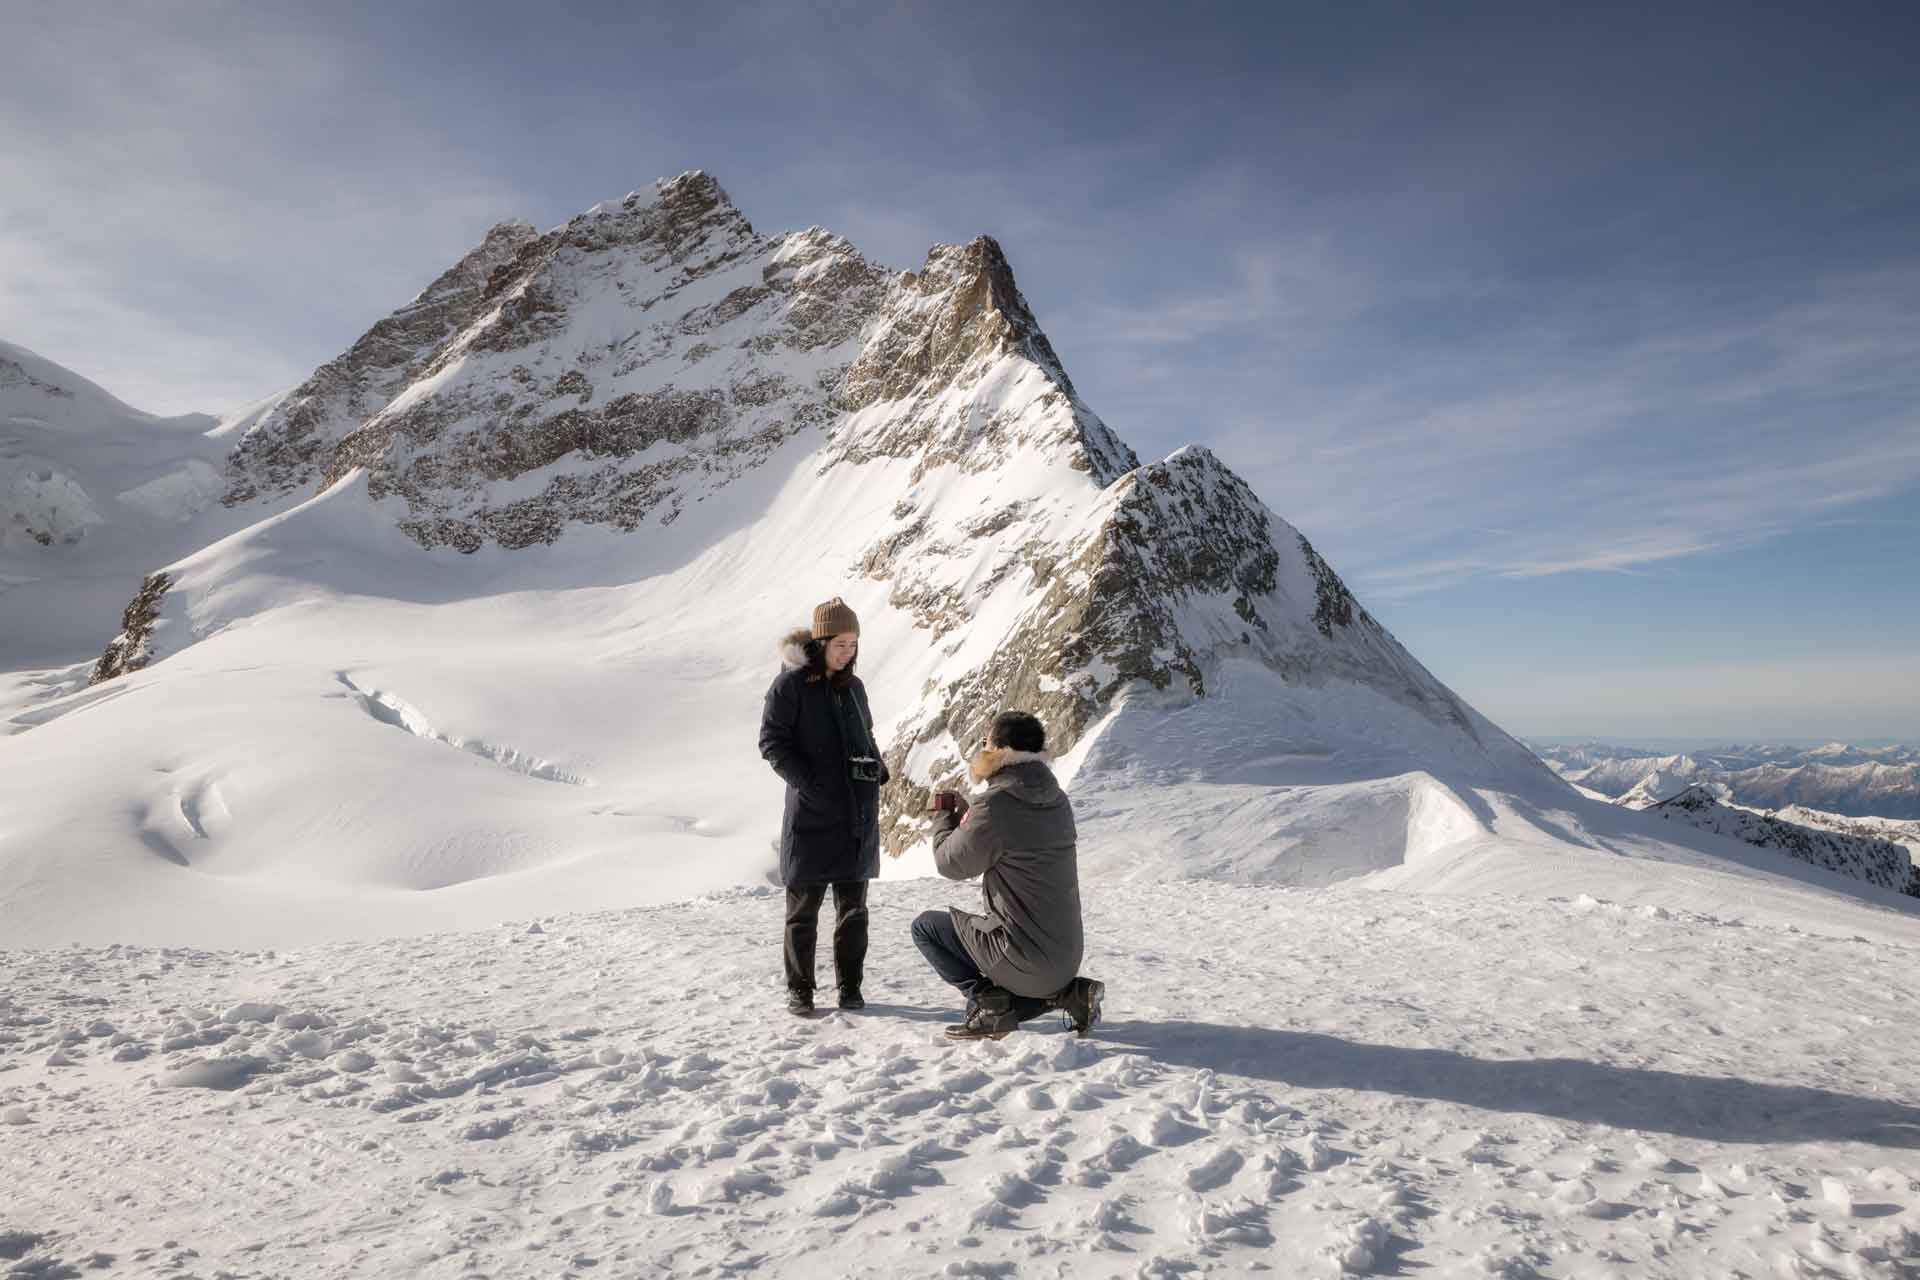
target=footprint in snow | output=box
[1184,1144,1246,1192]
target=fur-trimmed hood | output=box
[777,627,813,671]
[969,746,1064,809]
[969,746,1051,782]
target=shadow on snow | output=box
[1101,1019,1920,1148]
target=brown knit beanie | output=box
[810,596,860,640]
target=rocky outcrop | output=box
[307,174,888,551]
[871,446,1488,849]
[837,236,1137,485]
[1649,784,1915,894]
[90,572,171,683]
[220,221,541,505]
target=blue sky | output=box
[3,1,1915,740]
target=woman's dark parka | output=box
[758,628,885,886]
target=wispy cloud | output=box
[0,4,529,414]
[1050,233,1920,598]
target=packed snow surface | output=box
[5,880,1918,1278]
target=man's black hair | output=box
[989,710,1045,753]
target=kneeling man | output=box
[911,710,1104,1041]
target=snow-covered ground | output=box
[6,878,1919,1278]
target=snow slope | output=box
[4,878,1918,1278]
[0,340,274,669]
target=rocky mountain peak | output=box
[293,180,897,552]
[647,169,750,240]
[836,235,1136,486]
[900,235,1071,389]
[1659,783,1718,813]
[221,219,542,505]
[94,172,1535,862]
[213,173,1154,560]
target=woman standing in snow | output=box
[758,597,888,1016]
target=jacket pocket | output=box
[793,776,836,829]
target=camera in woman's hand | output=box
[927,790,960,813]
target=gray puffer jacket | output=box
[931,747,1083,998]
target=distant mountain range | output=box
[1532,740,1920,820]
[1643,785,1916,896]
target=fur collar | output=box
[777,627,812,671]
[970,746,1052,782]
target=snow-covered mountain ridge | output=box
[5,173,1918,950]
[1646,785,1917,895]
[0,338,254,669]
[1773,804,1920,858]
[1535,741,1920,820]
[69,172,1546,858]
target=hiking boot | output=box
[944,987,1017,1041]
[1059,977,1104,1037]
[786,988,815,1017]
[837,987,864,1011]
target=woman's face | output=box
[824,632,858,672]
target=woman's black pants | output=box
[784,881,868,994]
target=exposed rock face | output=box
[836,236,1136,485]
[871,446,1488,849]
[221,177,1133,556]
[1650,784,1916,894]
[220,221,541,505]
[307,173,889,551]
[91,572,172,682]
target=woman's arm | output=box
[758,676,812,791]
